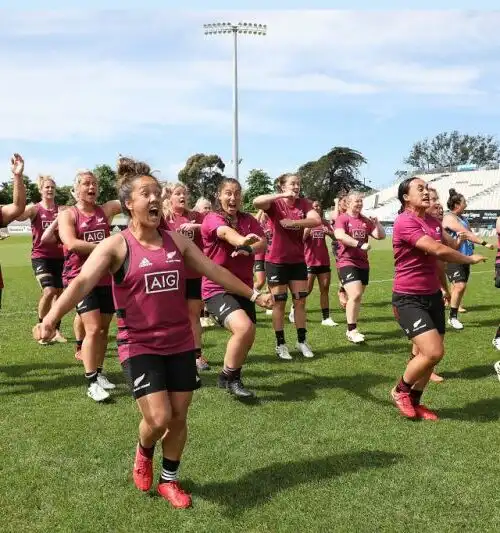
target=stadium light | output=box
[203,22,267,181]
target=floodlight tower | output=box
[203,21,267,181]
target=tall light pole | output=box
[203,21,267,181]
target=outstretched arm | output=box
[1,154,26,225]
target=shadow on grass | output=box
[186,450,404,516]
[439,397,500,422]
[440,364,495,380]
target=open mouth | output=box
[148,207,159,217]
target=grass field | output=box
[1,235,499,533]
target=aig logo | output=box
[312,230,324,239]
[41,221,52,230]
[180,228,194,240]
[145,270,179,294]
[352,229,366,240]
[83,229,106,243]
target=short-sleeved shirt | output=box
[201,211,264,300]
[393,210,442,295]
[334,213,375,269]
[304,222,332,267]
[265,198,312,264]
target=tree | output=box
[178,154,225,205]
[243,169,273,212]
[297,147,370,209]
[93,164,118,204]
[55,185,74,206]
[0,176,40,205]
[405,131,500,171]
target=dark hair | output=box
[116,156,157,217]
[447,188,464,211]
[397,177,420,214]
[214,177,242,220]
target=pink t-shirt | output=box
[393,211,442,295]
[201,211,264,300]
[304,222,332,267]
[254,217,272,262]
[334,213,374,269]
[265,198,313,264]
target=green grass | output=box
[1,236,499,533]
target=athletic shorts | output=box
[446,263,470,284]
[265,261,308,285]
[186,278,202,300]
[307,265,331,275]
[338,266,370,286]
[254,259,265,273]
[392,291,446,339]
[205,292,256,326]
[31,258,64,289]
[122,351,201,399]
[495,265,500,288]
[76,285,115,315]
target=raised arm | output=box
[443,213,495,249]
[16,203,38,222]
[101,199,122,220]
[280,208,321,230]
[369,217,386,240]
[171,233,272,308]
[1,154,26,224]
[58,209,97,256]
[414,235,486,264]
[253,192,289,211]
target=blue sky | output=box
[1,8,499,191]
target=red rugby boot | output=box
[133,445,153,492]
[414,404,439,421]
[391,387,417,419]
[157,481,192,509]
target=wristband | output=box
[481,241,488,246]
[356,241,364,249]
[250,289,260,302]
[235,245,253,254]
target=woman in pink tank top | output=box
[391,177,486,421]
[17,175,67,343]
[161,183,208,372]
[35,157,272,509]
[56,170,122,402]
[0,154,26,310]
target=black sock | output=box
[160,458,180,483]
[76,340,83,348]
[496,325,500,339]
[222,366,241,381]
[55,320,61,331]
[297,328,307,343]
[410,389,423,405]
[275,330,285,346]
[38,317,42,323]
[194,348,202,359]
[450,307,458,319]
[85,371,98,384]
[139,442,155,459]
[97,367,103,375]
[396,377,413,394]
[321,308,330,320]
[347,323,357,331]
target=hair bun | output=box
[449,188,457,195]
[117,156,151,179]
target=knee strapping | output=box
[274,292,288,302]
[292,291,308,300]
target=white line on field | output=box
[0,270,493,315]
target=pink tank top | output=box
[31,203,63,259]
[113,228,194,362]
[63,206,111,286]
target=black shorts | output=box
[122,351,201,399]
[495,265,500,288]
[265,262,308,285]
[186,278,202,300]
[254,259,265,273]
[307,265,331,275]
[31,258,64,289]
[446,263,470,284]
[76,285,115,315]
[205,292,256,326]
[392,291,446,339]
[338,266,369,286]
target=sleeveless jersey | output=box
[160,211,204,279]
[113,228,194,362]
[446,213,474,256]
[63,206,111,286]
[31,203,63,259]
